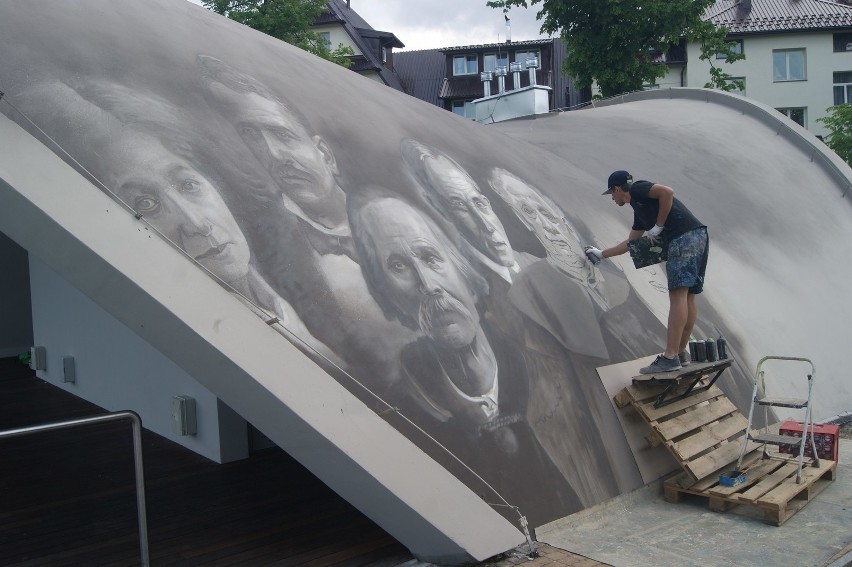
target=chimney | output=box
[525,57,538,86]
[504,14,511,44]
[480,71,493,97]
[737,0,752,17]
[510,61,522,90]
[495,65,507,94]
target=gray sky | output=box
[349,1,550,51]
[186,0,551,51]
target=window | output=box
[319,32,331,51]
[451,100,475,119]
[716,38,743,59]
[777,107,807,128]
[453,55,478,76]
[773,49,806,82]
[382,47,387,64]
[725,77,746,96]
[834,33,852,53]
[483,52,508,73]
[514,49,540,68]
[834,71,852,105]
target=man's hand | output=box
[584,246,604,265]
[646,225,664,244]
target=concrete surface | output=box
[535,438,851,567]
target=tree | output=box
[485,0,743,97]
[817,104,852,167]
[202,0,354,67]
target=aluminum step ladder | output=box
[736,356,819,483]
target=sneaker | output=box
[640,354,682,375]
[678,350,691,366]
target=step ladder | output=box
[735,356,819,483]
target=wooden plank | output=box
[707,459,785,497]
[671,413,749,461]
[759,460,837,507]
[637,385,724,422]
[654,397,738,441]
[738,463,799,503]
[686,435,758,481]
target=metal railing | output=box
[0,411,150,566]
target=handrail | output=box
[0,411,150,566]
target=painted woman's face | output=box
[114,137,251,285]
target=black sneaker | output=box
[678,351,691,366]
[640,354,682,375]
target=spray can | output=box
[689,340,698,363]
[717,335,728,360]
[695,340,707,363]
[705,337,717,362]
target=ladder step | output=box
[755,397,807,408]
[750,432,804,446]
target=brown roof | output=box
[706,0,852,33]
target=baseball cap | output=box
[603,170,631,194]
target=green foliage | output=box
[202,0,354,67]
[485,0,725,97]
[817,104,852,167]
[692,21,745,91]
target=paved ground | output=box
[476,421,852,567]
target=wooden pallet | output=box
[614,373,757,482]
[664,452,837,525]
[614,365,837,526]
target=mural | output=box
[0,0,759,528]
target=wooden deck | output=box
[0,357,412,566]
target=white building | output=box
[656,0,852,138]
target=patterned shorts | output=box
[666,227,708,294]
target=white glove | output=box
[646,225,664,244]
[584,246,604,264]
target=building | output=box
[654,0,852,137]
[395,38,588,119]
[312,0,405,90]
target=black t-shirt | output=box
[629,180,704,239]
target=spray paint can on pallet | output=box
[705,337,717,362]
[689,340,698,363]
[695,340,707,363]
[717,336,728,360]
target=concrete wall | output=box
[0,231,33,358]
[686,31,849,137]
[28,256,248,464]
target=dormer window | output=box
[453,55,478,76]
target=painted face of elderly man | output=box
[401,140,516,274]
[351,191,496,401]
[488,168,603,293]
[197,55,348,235]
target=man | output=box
[197,55,349,240]
[349,190,498,424]
[587,171,708,374]
[400,139,519,282]
[348,188,579,521]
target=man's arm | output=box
[601,229,645,258]
[648,183,674,228]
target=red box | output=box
[778,420,840,462]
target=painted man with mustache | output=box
[348,188,579,524]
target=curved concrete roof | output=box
[0,0,849,561]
